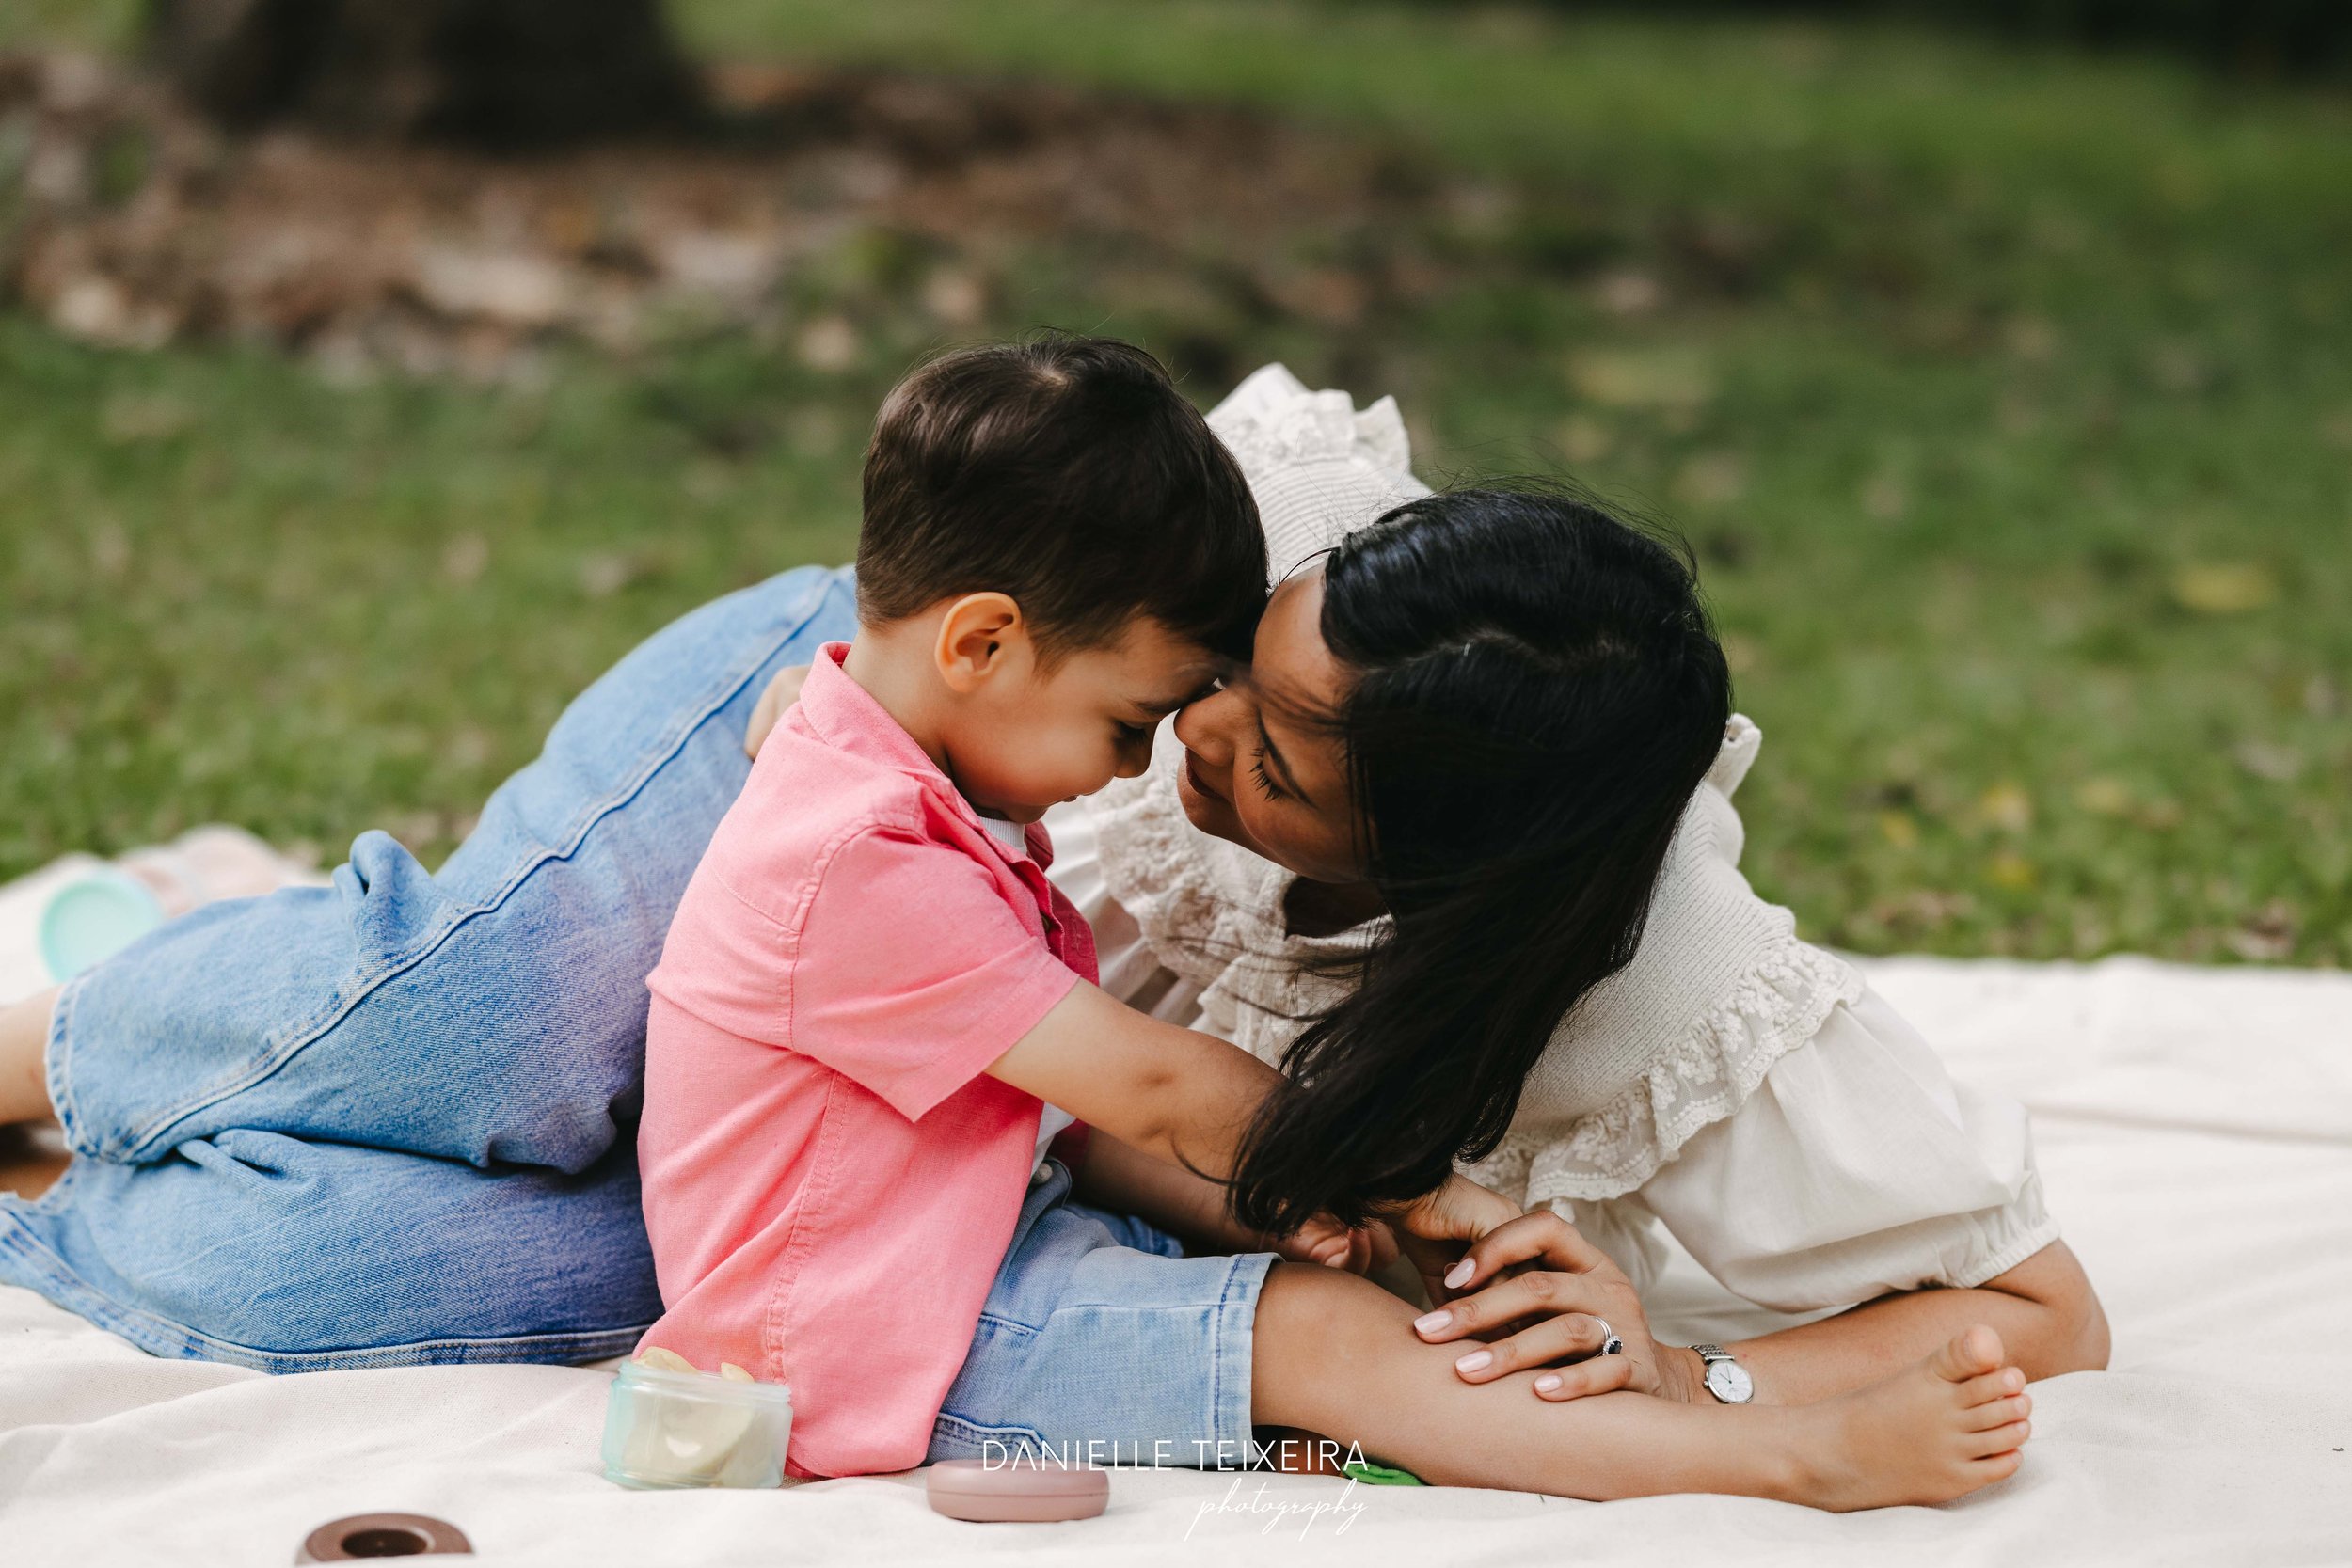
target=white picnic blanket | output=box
[4,954,2350,1565]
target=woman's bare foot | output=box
[1788,1326,2034,1511]
[0,987,62,1126]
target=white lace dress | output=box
[1036,364,2058,1312]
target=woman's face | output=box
[1170,570,1366,884]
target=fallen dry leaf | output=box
[2170,562,2277,615]
[1566,347,1715,411]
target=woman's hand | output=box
[1387,1175,1526,1307]
[1411,1208,1698,1403]
[744,666,812,758]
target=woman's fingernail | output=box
[1413,1310,1452,1336]
[1454,1350,1493,1375]
[1534,1374,1563,1395]
[1444,1259,1476,1289]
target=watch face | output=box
[1707,1360,1755,1403]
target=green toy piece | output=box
[1341,1459,1424,1486]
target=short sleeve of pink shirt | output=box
[782,821,1082,1121]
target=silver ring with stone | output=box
[1591,1317,1625,1356]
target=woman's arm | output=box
[1683,1239,2108,1405]
[1420,1212,2106,1405]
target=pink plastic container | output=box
[925,1460,1110,1522]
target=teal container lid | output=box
[40,870,166,982]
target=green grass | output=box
[4,0,2349,963]
[0,0,137,53]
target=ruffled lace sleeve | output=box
[1498,937,1868,1204]
[1206,363,1432,578]
[1608,984,2059,1311]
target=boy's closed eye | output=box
[1112,673,1221,752]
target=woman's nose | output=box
[1173,684,1243,765]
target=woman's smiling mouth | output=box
[1183,751,1228,805]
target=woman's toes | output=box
[1972,1448,2025,1482]
[1963,1394,2032,1431]
[1930,1325,2007,1384]
[1964,1419,2031,1458]
[1956,1369,2026,1406]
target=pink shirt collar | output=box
[797,643,1054,867]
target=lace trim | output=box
[1209,382,1416,479]
[1456,1138,1536,1204]
[1503,942,1866,1205]
[1204,365,1429,578]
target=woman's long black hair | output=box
[1227,486,1733,1234]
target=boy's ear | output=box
[933,592,1029,692]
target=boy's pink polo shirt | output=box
[638,642,1096,1479]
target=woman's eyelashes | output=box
[1249,748,1286,801]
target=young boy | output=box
[637,337,1404,1480]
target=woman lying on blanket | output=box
[0,358,2106,1508]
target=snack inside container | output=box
[601,1354,795,1489]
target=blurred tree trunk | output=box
[145,0,703,145]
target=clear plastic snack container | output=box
[601,1351,795,1490]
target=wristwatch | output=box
[1690,1344,1755,1404]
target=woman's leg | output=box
[1249,1262,2030,1509]
[3,1129,660,1367]
[0,988,58,1126]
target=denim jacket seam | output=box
[970,1310,1041,1339]
[45,972,90,1155]
[932,1410,1048,1447]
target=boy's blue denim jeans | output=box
[0,566,859,1370]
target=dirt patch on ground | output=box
[0,50,1460,380]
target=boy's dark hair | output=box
[858,335,1266,664]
